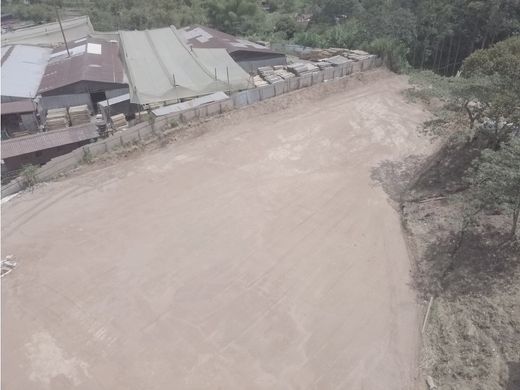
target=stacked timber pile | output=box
[300,47,373,62]
[273,68,295,79]
[110,113,128,131]
[316,61,333,70]
[322,55,352,67]
[46,108,69,131]
[257,66,283,84]
[68,105,90,126]
[287,62,319,76]
[253,75,269,87]
[344,49,372,61]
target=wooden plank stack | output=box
[274,68,295,79]
[253,75,269,87]
[110,113,128,131]
[287,63,319,76]
[68,105,90,126]
[46,108,69,131]
[257,66,284,84]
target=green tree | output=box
[205,0,263,35]
[466,138,520,239]
[274,14,299,39]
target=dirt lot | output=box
[2,70,433,389]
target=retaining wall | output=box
[1,56,382,198]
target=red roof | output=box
[38,37,126,94]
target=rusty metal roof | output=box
[180,25,280,55]
[38,37,126,94]
[1,100,36,115]
[1,123,98,159]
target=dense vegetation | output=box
[408,36,520,239]
[5,0,520,74]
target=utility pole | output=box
[55,5,70,57]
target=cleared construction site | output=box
[2,70,433,389]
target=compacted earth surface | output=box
[2,70,433,389]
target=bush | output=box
[294,31,324,48]
[365,37,409,73]
[20,164,38,189]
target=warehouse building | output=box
[38,37,128,113]
[180,25,286,73]
[1,100,39,139]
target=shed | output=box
[180,25,286,73]
[38,37,128,112]
[1,123,98,172]
[1,100,39,138]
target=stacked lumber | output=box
[257,66,283,84]
[68,105,90,126]
[298,47,373,62]
[343,49,372,61]
[322,55,352,66]
[287,62,309,76]
[110,113,128,131]
[253,75,269,87]
[274,68,295,79]
[288,62,320,76]
[46,108,69,131]
[316,61,333,70]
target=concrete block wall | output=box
[259,85,275,100]
[1,57,383,197]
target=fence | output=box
[1,56,383,198]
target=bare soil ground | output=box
[402,140,520,390]
[2,70,433,390]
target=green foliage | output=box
[466,138,520,238]
[5,0,519,77]
[82,147,93,164]
[7,3,55,23]
[294,31,325,47]
[20,164,38,189]
[274,15,299,39]
[365,37,409,73]
[324,19,368,49]
[205,0,263,35]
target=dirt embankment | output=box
[400,138,520,390]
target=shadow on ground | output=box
[413,227,520,299]
[507,362,520,390]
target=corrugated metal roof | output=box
[38,37,126,94]
[1,123,98,159]
[1,45,52,99]
[1,16,94,46]
[180,25,279,55]
[1,100,36,115]
[120,27,226,105]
